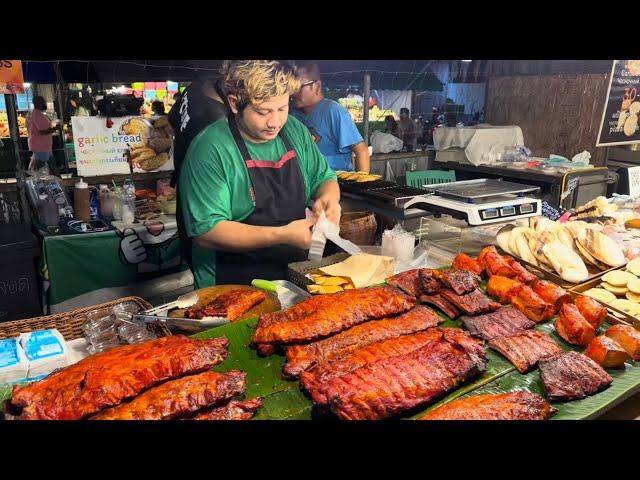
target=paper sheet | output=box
[319,253,395,288]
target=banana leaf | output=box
[416,320,640,420]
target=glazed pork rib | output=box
[488,330,563,373]
[254,294,339,356]
[284,306,443,378]
[185,289,266,321]
[92,370,247,420]
[432,268,481,295]
[420,391,556,420]
[539,351,613,401]
[300,328,485,408]
[419,294,461,319]
[191,398,263,420]
[9,335,229,420]
[251,287,414,346]
[461,307,536,341]
[324,331,487,420]
[386,269,423,297]
[419,269,445,294]
[440,289,502,316]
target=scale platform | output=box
[403,179,542,226]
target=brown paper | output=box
[319,254,395,288]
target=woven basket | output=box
[0,296,154,342]
[339,212,377,246]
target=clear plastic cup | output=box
[87,326,118,345]
[82,310,115,336]
[87,336,121,355]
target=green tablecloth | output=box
[39,217,187,312]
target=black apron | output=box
[215,115,308,284]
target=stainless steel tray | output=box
[424,179,540,203]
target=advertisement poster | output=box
[0,60,25,94]
[72,116,174,177]
[597,60,640,146]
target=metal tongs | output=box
[144,291,199,316]
[132,313,230,331]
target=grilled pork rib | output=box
[92,370,247,420]
[420,391,556,420]
[284,306,443,378]
[9,336,229,420]
[251,287,414,346]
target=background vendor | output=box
[179,60,340,288]
[292,61,370,173]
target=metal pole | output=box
[363,73,371,145]
[5,93,29,222]
[52,62,69,173]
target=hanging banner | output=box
[597,60,640,146]
[72,116,174,176]
[0,60,25,94]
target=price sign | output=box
[0,60,25,94]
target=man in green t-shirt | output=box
[179,60,340,288]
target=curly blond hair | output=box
[223,60,300,109]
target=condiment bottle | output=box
[74,177,91,222]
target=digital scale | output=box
[403,179,542,226]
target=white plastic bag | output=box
[370,131,403,154]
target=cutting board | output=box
[169,284,281,322]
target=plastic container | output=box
[74,177,91,222]
[87,337,121,355]
[81,310,115,336]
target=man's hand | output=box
[279,219,315,249]
[313,194,341,225]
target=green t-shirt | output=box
[179,115,337,288]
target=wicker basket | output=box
[0,296,154,342]
[339,212,377,246]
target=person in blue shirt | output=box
[292,62,370,172]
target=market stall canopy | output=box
[15,60,445,90]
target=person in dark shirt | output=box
[168,75,228,272]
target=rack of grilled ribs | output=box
[539,351,613,401]
[300,328,485,412]
[461,307,536,341]
[7,336,229,420]
[440,289,502,316]
[190,398,263,420]
[92,370,248,420]
[185,289,266,321]
[419,269,445,294]
[283,306,443,378]
[531,280,571,314]
[419,294,461,319]
[254,294,339,356]
[322,330,487,420]
[385,269,423,297]
[488,330,563,373]
[420,391,556,420]
[251,287,414,347]
[452,253,484,277]
[432,268,481,295]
